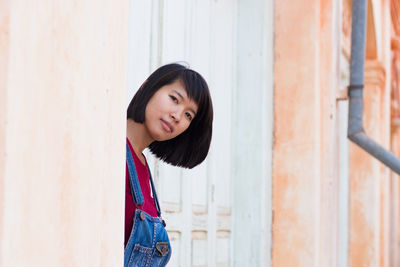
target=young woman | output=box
[125,63,213,266]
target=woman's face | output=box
[144,80,198,141]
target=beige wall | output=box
[0,1,9,264]
[3,0,400,266]
[348,0,393,265]
[0,1,128,266]
[349,61,386,267]
[273,0,340,266]
[273,0,398,266]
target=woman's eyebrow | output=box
[173,90,197,116]
[173,90,184,100]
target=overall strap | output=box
[126,142,144,206]
[147,166,162,217]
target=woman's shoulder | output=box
[127,137,147,167]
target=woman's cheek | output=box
[180,122,191,134]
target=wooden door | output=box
[127,1,236,266]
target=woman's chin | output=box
[150,128,180,142]
[151,132,170,142]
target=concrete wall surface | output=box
[0,1,128,266]
[273,0,400,266]
[2,0,400,266]
[273,0,338,266]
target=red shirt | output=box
[125,138,158,245]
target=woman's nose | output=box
[171,107,184,122]
[171,111,181,122]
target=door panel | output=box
[128,1,236,266]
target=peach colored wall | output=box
[0,0,9,264]
[349,61,385,267]
[391,48,400,267]
[273,0,340,266]
[0,1,128,266]
[274,0,397,266]
[348,1,393,266]
[318,0,341,265]
[391,0,400,264]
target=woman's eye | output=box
[170,95,178,103]
[185,112,193,120]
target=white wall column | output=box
[0,1,128,266]
[232,0,273,266]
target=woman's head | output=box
[127,63,213,169]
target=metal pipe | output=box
[348,0,400,174]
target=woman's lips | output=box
[161,119,172,133]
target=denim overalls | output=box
[124,143,172,267]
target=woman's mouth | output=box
[160,119,172,133]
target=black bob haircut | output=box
[127,63,213,169]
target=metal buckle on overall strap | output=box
[155,242,169,256]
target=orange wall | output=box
[0,1,128,266]
[273,0,397,266]
[273,0,339,265]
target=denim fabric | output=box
[125,142,171,267]
[126,143,145,206]
[124,210,171,267]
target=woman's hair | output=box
[127,63,213,169]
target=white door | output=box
[127,1,236,266]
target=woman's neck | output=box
[126,119,154,154]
